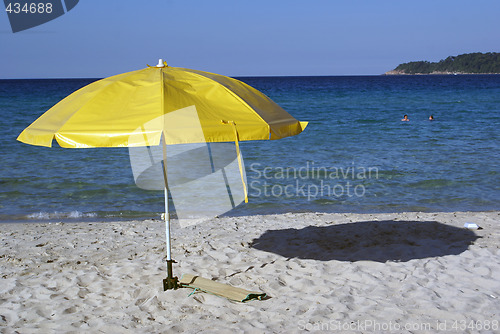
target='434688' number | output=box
[5,2,53,14]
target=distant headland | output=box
[385,52,500,75]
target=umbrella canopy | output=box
[17,60,308,291]
[17,61,307,148]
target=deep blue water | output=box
[1,75,499,222]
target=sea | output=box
[1,75,499,222]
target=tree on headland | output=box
[387,52,500,74]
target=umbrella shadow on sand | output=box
[250,220,480,262]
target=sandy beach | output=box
[1,211,499,333]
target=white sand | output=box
[1,211,499,333]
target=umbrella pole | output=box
[163,187,178,290]
[162,135,178,290]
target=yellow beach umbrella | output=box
[17,59,307,290]
[18,60,307,147]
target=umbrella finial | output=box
[156,59,165,68]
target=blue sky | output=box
[1,0,499,78]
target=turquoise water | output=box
[0,75,499,221]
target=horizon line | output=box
[5,73,500,80]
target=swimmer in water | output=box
[401,114,409,121]
[429,115,434,121]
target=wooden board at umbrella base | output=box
[179,274,267,302]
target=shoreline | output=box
[3,208,500,225]
[1,211,499,332]
[384,70,500,75]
